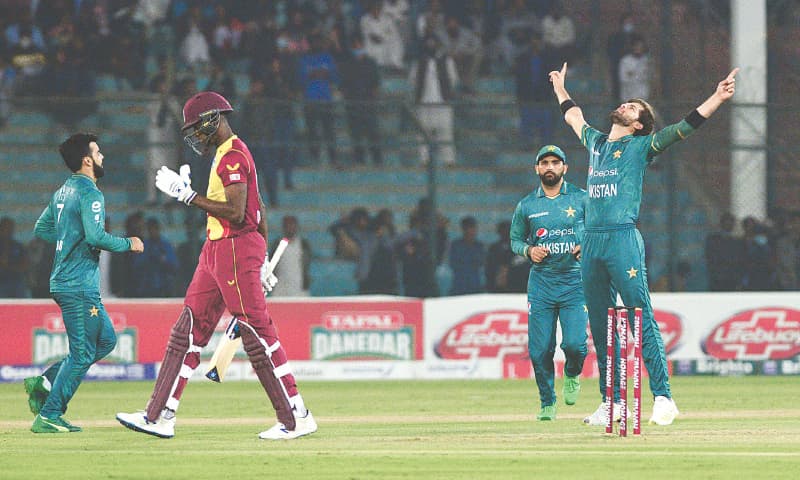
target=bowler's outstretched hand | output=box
[716,67,739,102]
[548,62,567,89]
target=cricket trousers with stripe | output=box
[165,231,298,412]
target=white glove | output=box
[179,164,192,186]
[155,165,196,205]
[260,254,278,294]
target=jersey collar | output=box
[215,134,239,157]
[536,181,569,198]
[70,173,96,185]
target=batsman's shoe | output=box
[649,396,679,426]
[24,376,49,416]
[562,376,581,406]
[582,402,631,426]
[31,414,82,433]
[259,410,317,440]
[536,404,557,421]
[116,410,175,438]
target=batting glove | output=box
[260,254,278,294]
[155,165,196,205]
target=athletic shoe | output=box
[562,376,581,406]
[31,414,81,433]
[536,404,557,421]
[259,410,318,440]
[24,376,49,416]
[649,396,679,426]
[116,409,175,438]
[583,402,631,426]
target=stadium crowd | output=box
[1,1,795,298]
[4,205,797,298]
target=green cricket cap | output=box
[535,145,567,164]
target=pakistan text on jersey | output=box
[589,183,618,198]
[540,242,577,254]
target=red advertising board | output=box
[0,299,424,365]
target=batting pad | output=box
[146,306,193,421]
[240,322,296,430]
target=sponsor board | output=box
[2,293,799,380]
[702,307,800,360]
[428,297,683,379]
[0,363,156,383]
[673,358,800,376]
[0,301,182,365]
[199,360,500,381]
[435,310,528,361]
[0,299,424,366]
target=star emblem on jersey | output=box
[564,206,576,217]
[89,306,99,317]
[613,150,622,159]
[627,267,638,279]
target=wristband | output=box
[560,99,577,115]
[183,190,197,205]
[685,109,707,129]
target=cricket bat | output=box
[205,238,290,382]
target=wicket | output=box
[605,307,643,436]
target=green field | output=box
[1,377,798,479]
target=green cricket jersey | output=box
[581,120,696,228]
[34,173,131,293]
[510,181,586,274]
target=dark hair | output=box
[59,133,97,172]
[628,98,655,136]
[460,216,477,230]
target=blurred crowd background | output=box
[0,0,798,298]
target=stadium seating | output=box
[1,65,710,297]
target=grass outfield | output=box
[1,377,798,479]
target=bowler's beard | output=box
[539,171,563,187]
[93,160,105,179]
[609,110,633,127]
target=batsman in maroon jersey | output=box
[116,91,317,440]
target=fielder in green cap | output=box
[510,144,588,421]
[549,62,739,426]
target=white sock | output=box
[290,394,308,416]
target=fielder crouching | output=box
[116,91,316,440]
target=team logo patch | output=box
[536,228,548,238]
[226,163,240,171]
[229,173,241,181]
[91,201,102,213]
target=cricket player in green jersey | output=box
[25,133,144,433]
[549,62,738,426]
[510,145,588,421]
